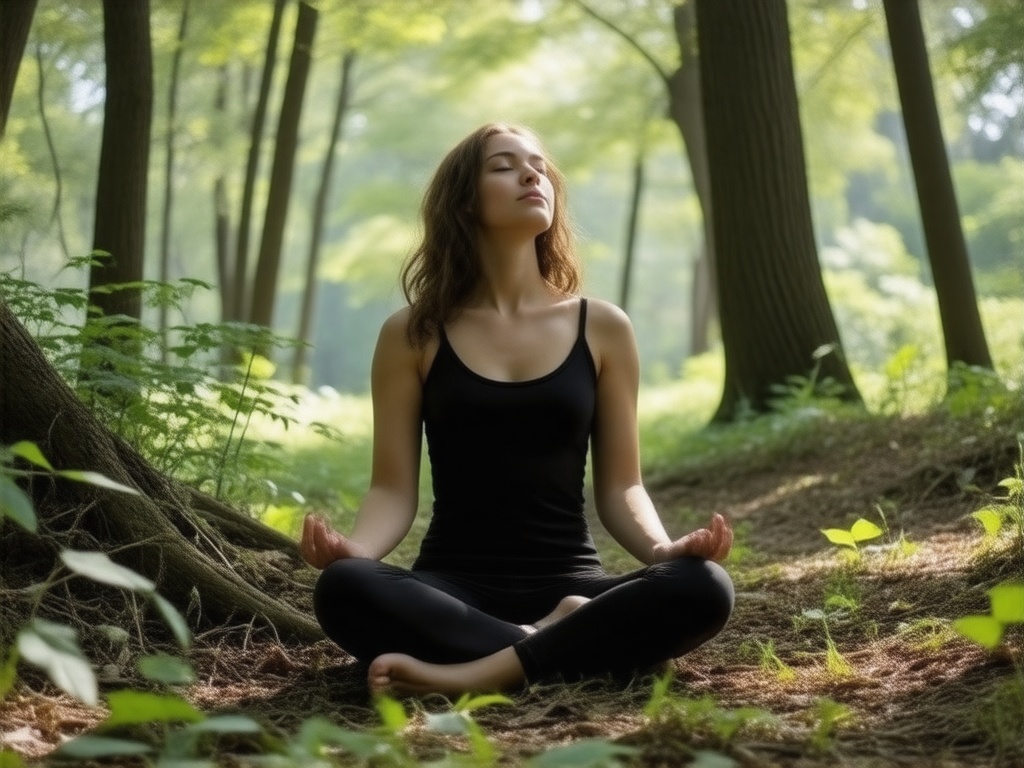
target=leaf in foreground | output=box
[17,619,97,706]
[55,736,153,759]
[56,469,140,495]
[953,615,1003,649]
[989,583,1024,624]
[60,550,155,592]
[528,738,638,768]
[101,690,204,728]
[138,653,196,685]
[0,476,37,533]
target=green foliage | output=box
[806,698,853,755]
[820,517,883,551]
[953,582,1024,650]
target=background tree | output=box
[695,0,861,421]
[881,0,993,373]
[248,0,318,337]
[0,0,39,136]
[86,0,153,327]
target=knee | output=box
[313,558,386,618]
[656,557,735,634]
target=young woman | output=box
[300,123,734,697]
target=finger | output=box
[712,516,733,561]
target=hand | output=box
[299,514,370,569]
[654,513,733,563]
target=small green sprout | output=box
[953,581,1024,649]
[821,518,883,550]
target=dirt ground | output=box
[2,412,1022,766]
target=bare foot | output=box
[532,595,591,631]
[368,647,525,697]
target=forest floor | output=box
[2,410,1023,767]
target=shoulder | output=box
[376,306,438,381]
[584,297,635,342]
[583,298,638,376]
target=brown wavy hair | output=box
[400,123,581,346]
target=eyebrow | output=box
[485,150,546,164]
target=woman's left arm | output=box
[588,300,732,565]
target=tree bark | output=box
[0,0,38,136]
[881,0,993,371]
[87,0,154,324]
[618,141,645,313]
[233,0,288,325]
[668,0,717,358]
[0,301,322,641]
[158,0,191,363]
[293,50,355,385]
[249,1,319,337]
[695,0,861,421]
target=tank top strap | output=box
[577,298,588,341]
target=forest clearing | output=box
[2,388,1021,767]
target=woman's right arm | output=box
[301,309,424,567]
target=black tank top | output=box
[413,299,603,576]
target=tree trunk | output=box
[0,301,322,641]
[695,0,861,422]
[214,66,233,324]
[293,50,355,386]
[249,1,319,336]
[0,0,38,136]
[232,0,288,325]
[618,141,645,313]
[668,0,717,358]
[87,0,153,325]
[881,0,993,371]
[159,0,191,363]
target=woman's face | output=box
[475,132,555,237]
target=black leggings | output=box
[313,557,734,683]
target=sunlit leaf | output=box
[528,738,638,768]
[953,615,1003,649]
[17,619,97,705]
[8,441,54,470]
[988,583,1024,624]
[971,508,1004,537]
[153,593,191,648]
[60,550,155,592]
[997,477,1023,499]
[102,690,204,728]
[374,695,408,733]
[55,736,153,759]
[425,710,470,735]
[821,528,856,548]
[138,654,196,685]
[56,470,140,495]
[0,747,26,768]
[0,477,37,533]
[238,351,276,380]
[849,518,883,542]
[455,692,514,712]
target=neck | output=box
[471,233,548,313]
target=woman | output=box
[300,123,734,697]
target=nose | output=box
[521,166,539,186]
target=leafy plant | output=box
[820,517,883,554]
[953,581,1024,650]
[755,639,796,683]
[971,449,1024,551]
[801,609,854,678]
[806,697,853,755]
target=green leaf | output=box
[0,646,18,700]
[102,690,204,728]
[0,476,37,533]
[55,736,153,759]
[185,715,263,734]
[56,470,140,495]
[138,654,196,685]
[8,441,53,470]
[988,583,1024,624]
[293,717,392,760]
[971,508,1004,537]
[455,692,514,712]
[60,550,155,592]
[153,593,191,648]
[997,477,1023,499]
[821,528,856,548]
[0,748,26,768]
[690,750,739,768]
[374,695,408,733]
[528,738,638,768]
[17,619,97,705]
[424,711,470,735]
[953,615,1004,649]
[850,518,883,542]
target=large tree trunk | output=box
[0,301,322,641]
[232,0,288,325]
[881,0,993,371]
[249,1,319,336]
[87,0,153,324]
[0,0,38,136]
[293,50,355,386]
[695,0,861,422]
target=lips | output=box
[519,191,546,202]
